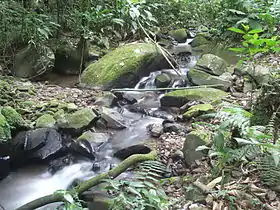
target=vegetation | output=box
[1,0,280,210]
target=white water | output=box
[0,162,95,210]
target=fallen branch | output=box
[16,151,157,210]
[111,84,224,92]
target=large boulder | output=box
[160,88,227,107]
[190,33,210,47]
[155,73,172,88]
[196,54,229,76]
[188,68,231,91]
[242,64,270,85]
[114,144,151,160]
[183,103,214,119]
[13,45,54,78]
[54,38,89,75]
[80,43,169,89]
[11,128,63,160]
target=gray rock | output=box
[100,107,127,129]
[163,122,187,133]
[190,33,209,47]
[11,128,63,160]
[0,156,10,180]
[72,131,110,158]
[183,131,210,166]
[114,144,151,160]
[148,123,163,138]
[196,54,229,76]
[242,64,270,85]
[14,45,54,78]
[188,68,231,91]
[168,28,189,43]
[94,93,117,107]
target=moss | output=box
[183,103,214,118]
[166,88,227,101]
[1,106,24,128]
[81,43,160,86]
[57,108,97,129]
[53,109,65,120]
[169,29,188,43]
[36,114,56,128]
[0,113,11,142]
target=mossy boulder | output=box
[196,54,229,76]
[190,33,210,47]
[183,104,214,119]
[169,29,188,43]
[80,43,169,89]
[36,114,56,128]
[1,106,24,128]
[57,108,97,130]
[188,68,231,91]
[160,88,227,107]
[155,73,171,88]
[0,114,11,142]
[183,131,210,165]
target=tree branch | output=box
[16,151,157,210]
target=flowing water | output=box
[0,42,197,210]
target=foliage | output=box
[228,24,280,62]
[105,161,171,210]
[55,190,84,210]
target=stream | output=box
[0,42,197,210]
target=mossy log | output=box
[16,151,157,210]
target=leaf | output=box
[206,176,223,189]
[196,145,210,151]
[228,9,246,15]
[112,18,125,26]
[229,47,246,53]
[63,193,74,203]
[37,28,49,39]
[214,131,224,151]
[228,27,245,34]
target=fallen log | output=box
[16,151,157,210]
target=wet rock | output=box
[72,131,110,158]
[94,93,117,107]
[56,108,97,131]
[172,43,192,54]
[148,123,163,138]
[169,28,188,43]
[54,38,89,75]
[183,104,214,119]
[13,45,54,78]
[196,54,229,76]
[99,107,127,129]
[48,154,75,173]
[149,110,175,121]
[190,33,210,47]
[81,43,170,89]
[114,144,151,160]
[160,88,227,107]
[155,73,172,88]
[188,68,231,91]
[171,150,184,160]
[163,122,187,133]
[11,128,63,160]
[183,131,210,166]
[0,156,10,180]
[35,114,56,128]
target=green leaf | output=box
[248,29,264,34]
[229,47,246,53]
[214,131,225,151]
[228,27,245,34]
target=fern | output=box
[105,161,171,210]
